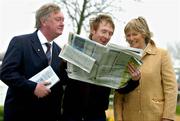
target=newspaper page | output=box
[60,44,96,73]
[59,32,142,89]
[59,32,107,73]
[29,66,60,89]
[107,43,143,61]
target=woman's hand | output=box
[127,63,141,81]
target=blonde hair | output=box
[89,14,115,39]
[35,3,61,29]
[124,16,154,45]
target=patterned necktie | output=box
[45,42,51,64]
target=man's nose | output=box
[104,33,111,40]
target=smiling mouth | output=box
[101,41,108,45]
[130,41,137,47]
[131,42,135,45]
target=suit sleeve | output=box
[0,37,37,94]
[115,79,139,94]
[59,60,69,85]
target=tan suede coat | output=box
[114,42,178,121]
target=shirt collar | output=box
[37,30,53,45]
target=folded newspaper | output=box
[59,32,143,89]
[29,66,60,89]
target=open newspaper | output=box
[59,32,143,89]
[29,66,60,89]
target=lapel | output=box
[30,31,48,65]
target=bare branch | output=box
[54,0,140,34]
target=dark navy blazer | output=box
[0,31,67,121]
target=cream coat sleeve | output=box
[161,50,178,120]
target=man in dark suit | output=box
[0,3,67,121]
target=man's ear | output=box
[40,17,47,26]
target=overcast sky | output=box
[0,0,179,52]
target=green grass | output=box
[0,106,3,121]
[176,105,180,115]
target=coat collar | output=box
[142,42,157,58]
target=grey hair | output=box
[35,3,61,29]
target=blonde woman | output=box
[114,17,178,121]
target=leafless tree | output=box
[54,0,140,34]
